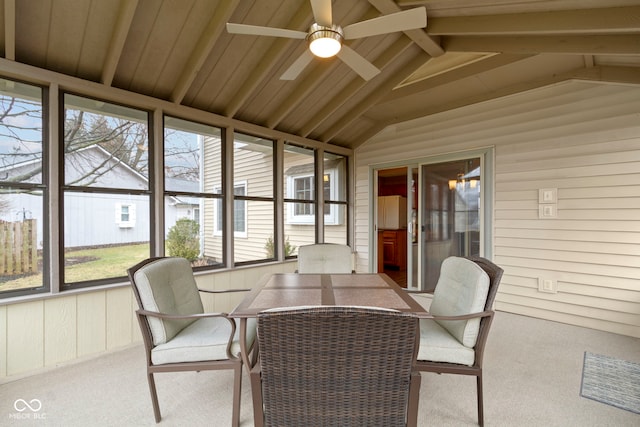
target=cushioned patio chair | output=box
[250,306,421,427]
[297,243,354,273]
[415,256,503,426]
[128,257,256,426]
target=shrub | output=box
[265,235,296,258]
[166,218,200,261]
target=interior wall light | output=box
[307,24,343,58]
[449,173,465,191]
[449,173,478,190]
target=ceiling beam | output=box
[4,0,15,61]
[350,116,385,149]
[428,6,640,36]
[368,65,640,127]
[572,65,640,85]
[367,0,444,57]
[384,53,534,102]
[320,46,429,143]
[101,0,138,86]
[300,36,415,137]
[445,35,640,55]
[224,2,312,117]
[171,0,240,104]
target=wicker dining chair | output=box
[250,306,421,427]
[128,257,255,426]
[414,256,504,426]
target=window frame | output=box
[0,78,49,298]
[60,92,154,290]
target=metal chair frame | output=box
[128,257,252,426]
[415,256,504,427]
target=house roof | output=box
[5,0,639,150]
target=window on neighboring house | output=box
[164,116,223,268]
[62,94,151,288]
[286,170,339,225]
[116,203,135,228]
[214,183,247,238]
[0,78,47,297]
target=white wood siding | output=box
[0,262,296,382]
[356,81,640,338]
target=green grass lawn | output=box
[64,243,150,283]
[1,243,149,291]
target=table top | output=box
[230,273,428,318]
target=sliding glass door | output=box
[372,149,491,292]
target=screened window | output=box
[233,133,275,263]
[62,94,151,288]
[164,116,223,268]
[283,144,316,255]
[0,78,46,296]
[323,152,348,245]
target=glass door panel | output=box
[420,158,480,292]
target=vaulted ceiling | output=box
[3,0,639,150]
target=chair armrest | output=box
[198,288,251,294]
[136,309,238,359]
[428,310,493,321]
[136,309,230,320]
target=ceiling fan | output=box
[226,0,426,81]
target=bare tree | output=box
[1,93,201,192]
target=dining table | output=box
[230,272,430,369]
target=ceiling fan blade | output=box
[226,23,306,39]
[336,45,380,81]
[310,0,332,27]
[343,7,427,40]
[281,50,315,80]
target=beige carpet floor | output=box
[1,311,639,426]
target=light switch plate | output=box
[538,204,557,218]
[539,188,557,203]
[538,278,558,294]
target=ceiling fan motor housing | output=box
[307,23,344,57]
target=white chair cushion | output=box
[417,318,476,366]
[297,244,353,274]
[151,317,257,365]
[134,257,204,346]
[429,257,490,348]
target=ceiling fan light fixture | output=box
[307,23,343,58]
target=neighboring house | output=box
[165,177,201,228]
[0,145,199,249]
[201,138,347,262]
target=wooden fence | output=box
[0,219,38,275]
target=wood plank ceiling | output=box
[3,0,639,150]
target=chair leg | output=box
[231,363,242,427]
[147,372,162,423]
[476,374,484,427]
[407,372,421,427]
[250,344,259,367]
[250,364,265,427]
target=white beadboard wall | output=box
[0,262,296,382]
[356,80,640,338]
